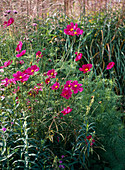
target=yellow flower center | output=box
[19,76,22,79]
[68,85,71,87]
[31,70,34,72]
[70,28,73,31]
[85,68,88,71]
[51,72,53,75]
[74,85,77,87]
[55,86,58,88]
[74,32,77,34]
[29,93,32,95]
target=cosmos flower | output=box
[64,22,83,36]
[75,52,83,61]
[47,69,57,78]
[71,80,83,94]
[51,82,60,90]
[13,71,29,83]
[60,87,72,99]
[79,64,92,73]
[106,62,115,70]
[61,106,72,116]
[16,50,26,58]
[0,60,12,68]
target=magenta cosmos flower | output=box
[23,65,39,75]
[3,18,14,28]
[79,64,92,73]
[2,127,7,132]
[47,69,57,78]
[12,86,20,94]
[60,87,72,99]
[19,60,24,65]
[75,52,83,61]
[0,60,12,68]
[13,71,29,83]
[16,41,23,52]
[16,50,26,58]
[1,78,16,87]
[106,62,115,70]
[33,23,37,26]
[86,135,95,146]
[7,18,14,26]
[51,82,60,90]
[61,106,72,116]
[64,22,83,36]
[45,78,51,84]
[71,80,83,94]
[28,86,42,97]
[13,10,17,14]
[64,80,72,89]
[36,51,43,58]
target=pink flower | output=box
[33,23,37,26]
[23,65,39,75]
[106,62,115,70]
[64,22,83,36]
[19,60,24,65]
[16,41,23,52]
[90,139,95,146]
[61,106,72,116]
[12,86,20,94]
[47,69,57,78]
[33,86,43,92]
[64,80,72,89]
[13,10,17,14]
[1,78,10,87]
[3,21,8,28]
[3,18,14,28]
[7,18,14,26]
[86,135,92,140]
[16,50,26,58]
[71,80,83,94]
[60,87,72,99]
[61,155,65,159]
[85,135,95,146]
[75,52,82,61]
[0,60,12,68]
[28,90,35,97]
[37,83,43,87]
[6,10,11,14]
[9,78,16,84]
[13,71,29,83]
[28,85,43,97]
[51,82,60,90]
[1,78,16,87]
[15,96,19,104]
[79,64,92,73]
[0,69,4,72]
[36,51,43,58]
[45,78,51,84]
[2,127,6,132]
